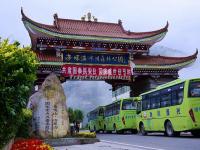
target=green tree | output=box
[68,107,84,123]
[74,109,84,122]
[68,107,75,123]
[0,38,38,148]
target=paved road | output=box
[97,132,200,150]
[55,142,150,150]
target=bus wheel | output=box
[131,129,138,134]
[191,130,200,137]
[139,122,147,136]
[165,121,175,137]
[116,130,124,134]
[89,126,92,132]
[103,125,106,133]
[96,130,99,133]
[113,124,117,133]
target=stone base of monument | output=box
[44,137,100,147]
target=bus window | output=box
[122,100,136,110]
[116,102,120,114]
[150,97,156,109]
[137,101,141,114]
[151,97,160,109]
[105,107,110,117]
[171,91,178,105]
[113,102,120,115]
[155,97,160,108]
[89,111,97,120]
[189,81,200,97]
[171,90,183,105]
[160,93,171,107]
[142,99,150,110]
[108,106,112,116]
[177,90,183,104]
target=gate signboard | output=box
[62,64,132,80]
[63,51,129,65]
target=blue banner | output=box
[63,51,129,65]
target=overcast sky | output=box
[1,0,200,113]
[0,0,199,53]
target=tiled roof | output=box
[21,9,168,39]
[134,50,198,65]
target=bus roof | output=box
[132,97,141,101]
[108,97,141,105]
[140,78,183,96]
[88,106,104,114]
[140,78,200,96]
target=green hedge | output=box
[16,108,33,138]
[0,38,38,148]
[74,132,96,138]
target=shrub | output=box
[16,108,33,138]
[75,132,96,138]
[0,38,38,148]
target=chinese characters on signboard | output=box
[45,101,51,134]
[62,64,132,80]
[63,51,129,65]
[53,105,58,131]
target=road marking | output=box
[101,140,165,150]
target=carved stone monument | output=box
[28,73,69,138]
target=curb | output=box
[44,138,100,147]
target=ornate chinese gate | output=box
[22,9,198,96]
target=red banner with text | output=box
[62,64,132,80]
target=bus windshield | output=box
[122,99,136,110]
[189,81,200,97]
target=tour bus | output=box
[137,78,200,137]
[104,97,140,134]
[87,106,105,133]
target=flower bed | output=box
[11,139,54,150]
[74,132,96,138]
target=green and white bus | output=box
[104,97,140,134]
[137,78,200,137]
[87,106,104,133]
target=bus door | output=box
[188,80,200,126]
[98,108,104,129]
[150,94,161,131]
[121,99,137,128]
[141,96,152,130]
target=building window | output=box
[112,86,130,97]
